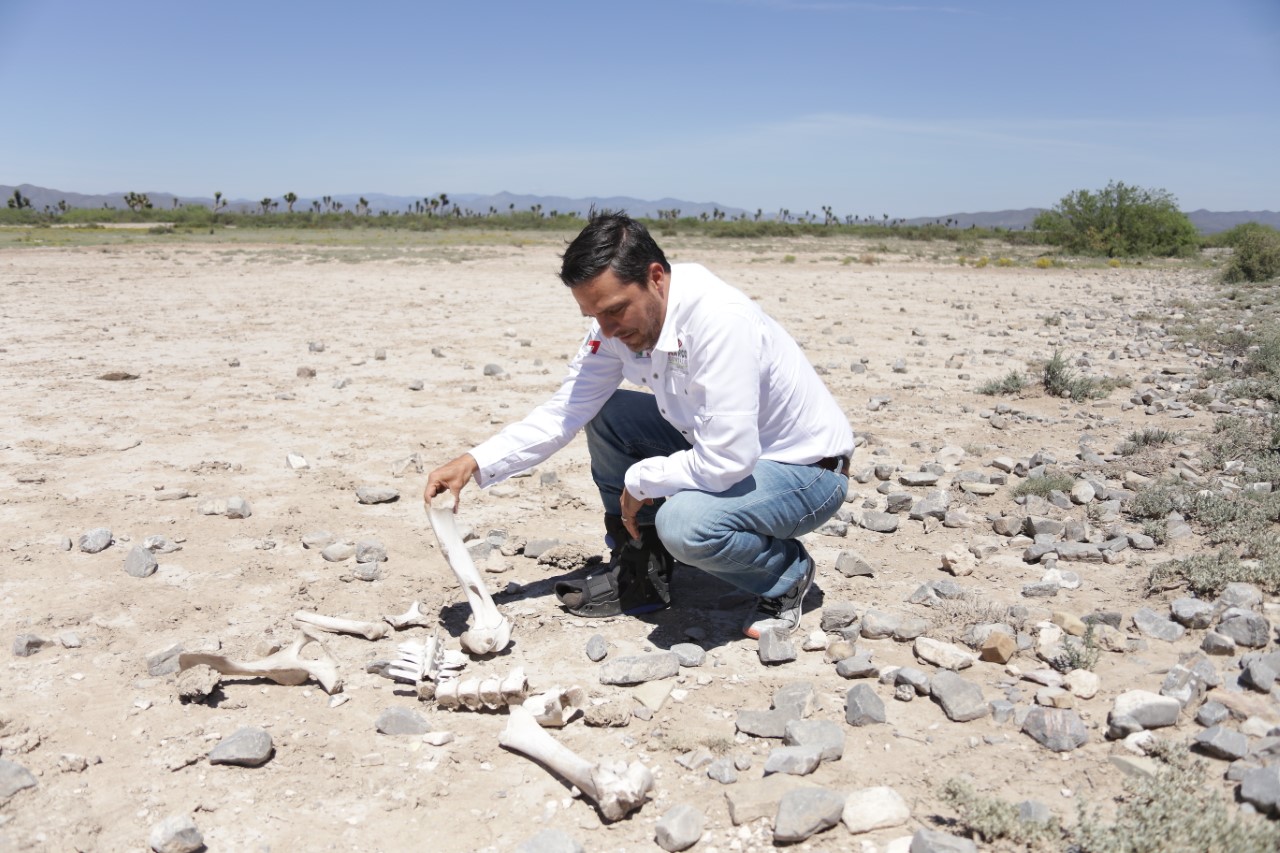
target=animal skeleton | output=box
[178,626,343,694]
[426,497,512,655]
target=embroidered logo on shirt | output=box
[668,338,689,375]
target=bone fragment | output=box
[389,634,468,686]
[293,610,390,641]
[522,686,587,728]
[384,601,435,630]
[426,497,512,655]
[434,668,530,711]
[499,705,653,821]
[178,627,343,694]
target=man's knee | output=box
[655,494,728,565]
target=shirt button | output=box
[652,373,659,378]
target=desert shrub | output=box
[1042,313,1062,326]
[859,253,878,265]
[941,778,1060,847]
[1148,548,1280,596]
[1222,225,1280,284]
[1072,740,1280,852]
[1206,415,1280,483]
[1042,350,1114,401]
[974,256,989,268]
[977,371,1026,396]
[996,257,1014,267]
[1033,180,1200,258]
[1051,623,1101,673]
[1141,519,1167,546]
[1120,427,1182,455]
[1127,483,1189,520]
[1108,258,1122,268]
[1012,469,1075,498]
[781,254,796,264]
[1035,257,1053,269]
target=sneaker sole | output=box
[742,557,816,639]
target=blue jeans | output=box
[585,390,849,599]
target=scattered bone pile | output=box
[2,243,1278,851]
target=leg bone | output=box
[294,610,390,641]
[499,705,653,822]
[384,601,435,630]
[426,498,513,655]
[178,627,343,694]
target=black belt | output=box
[817,455,850,476]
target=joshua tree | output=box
[357,196,369,215]
[283,192,298,213]
[212,192,228,215]
[259,197,273,214]
[56,199,69,214]
[312,200,321,214]
[7,189,32,209]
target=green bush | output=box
[976,371,1026,396]
[1011,469,1075,498]
[1222,224,1280,283]
[1043,350,1114,401]
[1033,180,1200,258]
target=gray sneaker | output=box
[742,552,816,639]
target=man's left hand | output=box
[620,489,652,540]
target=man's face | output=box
[572,263,668,354]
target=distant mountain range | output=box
[3,183,1277,234]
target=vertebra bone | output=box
[499,705,653,822]
[178,626,343,694]
[293,610,390,641]
[384,600,434,630]
[426,497,512,655]
[435,668,529,710]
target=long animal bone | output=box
[178,627,343,694]
[499,705,653,821]
[384,600,434,630]
[294,610,390,641]
[426,497,512,655]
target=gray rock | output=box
[655,803,704,851]
[1053,542,1104,562]
[773,787,847,843]
[149,814,204,853]
[355,539,387,563]
[860,610,901,639]
[301,530,336,550]
[764,744,824,776]
[483,363,506,376]
[320,542,356,562]
[0,758,37,800]
[900,471,940,487]
[895,616,930,640]
[929,671,989,722]
[1017,799,1054,825]
[893,666,932,696]
[910,827,979,852]
[835,551,874,577]
[707,757,738,784]
[1218,609,1271,648]
[146,643,184,676]
[1021,582,1059,598]
[836,654,877,679]
[1243,659,1277,693]
[1194,725,1250,761]
[845,684,886,726]
[1022,706,1089,752]
[355,485,400,504]
[1239,765,1280,815]
[1132,607,1185,641]
[12,634,48,657]
[784,719,844,762]
[599,652,680,685]
[124,545,158,578]
[736,709,795,739]
[1197,701,1230,727]
[820,602,860,632]
[1023,516,1066,538]
[1171,598,1215,629]
[1108,690,1180,737]
[675,747,714,771]
[1202,631,1237,655]
[79,527,113,553]
[860,511,899,533]
[670,642,705,667]
[1219,583,1264,610]
[208,726,274,766]
[584,634,608,662]
[514,829,584,853]
[991,699,1016,724]
[758,628,797,664]
[375,707,431,736]
[772,682,818,717]
[225,496,252,519]
[523,538,561,558]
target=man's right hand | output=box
[424,453,479,509]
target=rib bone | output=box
[426,497,512,655]
[384,601,434,630]
[293,610,390,641]
[178,627,343,694]
[499,705,653,821]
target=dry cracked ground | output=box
[1,231,1274,852]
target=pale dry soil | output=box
[0,235,1236,851]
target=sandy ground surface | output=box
[0,232,1244,851]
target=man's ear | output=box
[648,262,666,293]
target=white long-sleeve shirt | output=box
[469,263,855,500]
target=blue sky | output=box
[1,0,1276,217]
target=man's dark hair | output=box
[559,212,671,287]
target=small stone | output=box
[285,452,309,470]
[655,803,704,852]
[909,827,978,852]
[176,664,221,702]
[196,498,227,516]
[78,527,112,553]
[929,671,988,722]
[670,642,705,667]
[1132,607,1185,642]
[320,542,355,562]
[1022,706,1089,752]
[375,707,431,736]
[1218,609,1271,648]
[979,631,1016,664]
[599,652,679,685]
[633,680,674,711]
[759,628,797,664]
[146,643,184,676]
[773,786,847,843]
[835,550,874,577]
[860,511,899,533]
[845,683,886,726]
[913,637,976,670]
[0,758,37,800]
[842,785,910,834]
[149,814,204,853]
[225,496,252,519]
[820,602,860,632]
[1170,598,1215,629]
[1201,632,1237,655]
[356,485,400,504]
[772,681,818,717]
[208,726,274,766]
[585,634,609,662]
[860,610,901,639]
[676,747,715,771]
[12,634,48,657]
[355,539,387,563]
[124,545,158,578]
[1193,725,1250,761]
[724,775,813,825]
[764,744,824,776]
[1064,669,1099,699]
[707,757,738,784]
[301,530,335,550]
[736,709,794,739]
[1108,690,1180,737]
[1239,765,1280,815]
[1197,701,1230,727]
[836,653,877,679]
